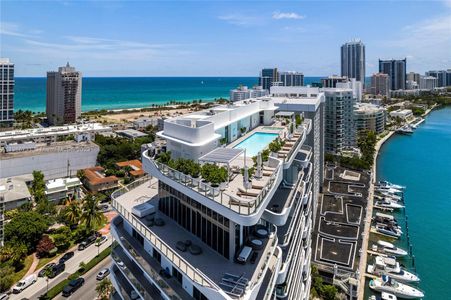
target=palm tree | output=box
[63,198,81,225]
[96,278,113,300]
[80,194,103,232]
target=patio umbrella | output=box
[256,151,263,178]
[243,165,251,190]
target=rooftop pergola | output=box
[198,148,244,168]
[275,111,294,118]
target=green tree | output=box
[96,278,113,300]
[63,199,81,226]
[31,170,46,203]
[80,194,103,232]
[4,211,49,251]
[0,265,15,292]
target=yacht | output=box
[377,181,406,190]
[375,224,402,238]
[396,125,414,135]
[376,240,408,257]
[374,213,399,226]
[369,276,424,299]
[368,292,398,300]
[375,200,404,210]
[368,256,420,283]
[377,192,403,201]
[376,186,403,195]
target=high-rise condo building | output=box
[46,63,82,125]
[378,59,407,90]
[371,73,390,99]
[0,58,14,125]
[407,72,421,85]
[340,40,365,85]
[321,75,348,88]
[425,70,448,87]
[110,89,324,300]
[279,71,304,87]
[259,68,279,91]
[419,76,438,90]
[320,88,356,154]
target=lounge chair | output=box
[237,187,260,197]
[278,149,290,154]
[262,170,273,176]
[229,196,255,207]
[252,181,266,189]
[263,166,276,171]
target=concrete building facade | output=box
[341,40,365,85]
[259,68,279,91]
[378,59,407,90]
[426,70,448,87]
[46,63,82,125]
[420,76,438,90]
[354,103,385,134]
[370,73,390,99]
[279,71,304,87]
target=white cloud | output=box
[218,14,263,26]
[272,11,305,20]
[0,22,34,38]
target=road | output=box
[54,256,112,300]
[10,234,112,300]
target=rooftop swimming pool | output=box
[233,132,279,157]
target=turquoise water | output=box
[13,77,324,113]
[233,132,279,157]
[376,107,451,299]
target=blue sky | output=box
[1,0,450,77]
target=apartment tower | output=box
[378,59,407,90]
[46,63,82,125]
[0,58,14,125]
[341,40,365,85]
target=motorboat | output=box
[374,213,399,225]
[368,256,420,283]
[396,125,414,135]
[376,240,408,257]
[378,181,406,190]
[378,192,403,201]
[375,200,404,210]
[376,187,403,195]
[375,224,402,238]
[369,275,424,299]
[368,292,398,300]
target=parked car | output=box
[97,235,108,246]
[0,293,9,300]
[59,251,74,264]
[12,274,37,293]
[62,277,85,297]
[78,235,97,250]
[96,268,110,280]
[48,263,65,278]
[38,263,56,277]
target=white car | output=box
[12,274,37,293]
[96,268,110,280]
[0,293,9,300]
[97,235,108,245]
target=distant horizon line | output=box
[14,75,330,79]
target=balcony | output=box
[112,178,279,299]
[110,264,141,300]
[143,152,283,221]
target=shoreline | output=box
[356,104,438,299]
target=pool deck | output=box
[227,125,286,150]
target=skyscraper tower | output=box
[259,68,279,91]
[341,40,365,85]
[46,63,82,125]
[0,58,14,125]
[378,59,407,90]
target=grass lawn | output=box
[11,255,34,284]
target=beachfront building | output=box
[0,58,14,125]
[0,123,111,147]
[110,92,324,300]
[45,177,82,202]
[321,75,348,88]
[279,71,304,87]
[229,86,269,102]
[341,40,365,85]
[378,59,407,90]
[389,109,413,121]
[320,88,356,154]
[0,141,99,180]
[46,62,82,125]
[353,103,386,134]
[259,68,279,91]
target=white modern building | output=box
[45,177,82,202]
[110,92,324,300]
[389,109,413,120]
[354,103,386,134]
[229,86,268,102]
[0,174,33,211]
[0,141,99,180]
[279,72,304,87]
[0,123,111,146]
[0,58,14,125]
[419,76,438,90]
[46,63,82,125]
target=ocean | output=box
[13,77,324,113]
[375,107,451,299]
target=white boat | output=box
[369,275,424,299]
[396,125,414,135]
[378,192,403,201]
[376,187,403,195]
[368,256,420,283]
[375,224,402,238]
[368,292,398,300]
[378,181,406,190]
[377,240,408,257]
[375,200,404,210]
